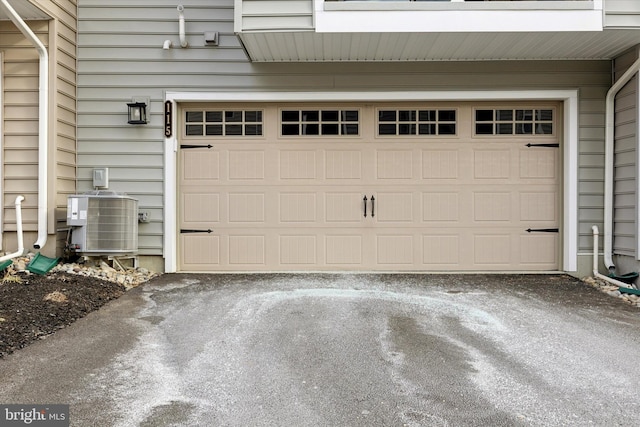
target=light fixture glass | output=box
[127,102,148,124]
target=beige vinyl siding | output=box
[1,1,76,255]
[48,1,78,215]
[613,48,639,258]
[605,0,640,28]
[0,20,47,234]
[77,0,611,259]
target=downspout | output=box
[592,226,635,288]
[0,0,48,250]
[0,196,25,262]
[603,55,640,272]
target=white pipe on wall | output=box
[604,55,640,271]
[0,0,49,250]
[178,5,188,48]
[0,196,25,263]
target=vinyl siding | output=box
[78,0,612,259]
[238,0,313,32]
[613,48,639,258]
[1,1,77,255]
[605,0,640,28]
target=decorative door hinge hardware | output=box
[180,144,213,149]
[525,143,559,148]
[371,195,375,217]
[363,196,368,217]
[180,228,213,234]
[526,228,559,233]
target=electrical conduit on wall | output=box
[0,0,48,250]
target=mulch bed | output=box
[0,272,125,358]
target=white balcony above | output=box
[235,0,640,62]
[0,0,50,21]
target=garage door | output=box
[178,102,560,272]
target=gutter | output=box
[603,55,640,272]
[0,0,48,250]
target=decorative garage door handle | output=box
[526,228,559,233]
[180,229,213,233]
[363,196,368,217]
[371,195,375,217]
[525,143,559,148]
[180,144,213,149]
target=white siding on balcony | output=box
[606,0,640,28]
[237,0,313,31]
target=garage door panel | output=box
[326,235,362,265]
[182,192,220,223]
[280,150,317,180]
[228,193,265,223]
[376,150,414,180]
[520,149,557,179]
[182,235,220,268]
[520,234,558,266]
[473,192,512,222]
[183,150,220,182]
[280,235,317,265]
[422,150,459,179]
[422,193,460,222]
[376,192,413,222]
[326,150,362,180]
[229,235,265,265]
[520,191,557,222]
[377,235,414,265]
[279,193,317,223]
[326,192,363,222]
[179,102,560,272]
[474,234,512,265]
[229,150,265,180]
[423,234,460,266]
[474,149,511,179]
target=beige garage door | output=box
[178,102,560,272]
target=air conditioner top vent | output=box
[81,190,130,198]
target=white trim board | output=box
[164,90,579,273]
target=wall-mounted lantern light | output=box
[127,101,148,124]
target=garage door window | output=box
[185,110,263,136]
[281,110,359,136]
[475,109,553,135]
[377,109,456,136]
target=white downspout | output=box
[0,196,25,262]
[604,55,640,272]
[592,226,636,288]
[178,5,188,48]
[0,0,48,250]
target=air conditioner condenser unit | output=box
[66,191,138,255]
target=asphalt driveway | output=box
[1,274,640,426]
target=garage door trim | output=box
[164,89,579,273]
